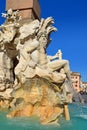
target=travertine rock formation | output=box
[0,9,73,124]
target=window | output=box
[75,85,77,87]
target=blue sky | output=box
[0,0,87,81]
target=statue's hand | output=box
[55,51,59,58]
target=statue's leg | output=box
[35,66,51,77]
[47,60,70,72]
[47,60,71,82]
[50,71,66,83]
[35,67,66,83]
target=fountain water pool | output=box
[0,103,87,130]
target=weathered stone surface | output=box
[7,77,64,124]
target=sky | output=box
[0,0,87,81]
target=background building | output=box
[80,81,87,93]
[71,72,81,92]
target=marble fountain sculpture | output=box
[0,9,73,124]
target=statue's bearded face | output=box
[38,33,48,48]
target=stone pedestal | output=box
[6,0,40,20]
[7,77,64,124]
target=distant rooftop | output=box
[82,82,87,84]
[71,72,81,76]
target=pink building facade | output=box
[71,72,81,92]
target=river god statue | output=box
[0,9,73,125]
